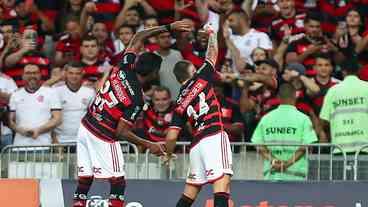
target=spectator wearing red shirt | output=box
[270,0,306,43]
[308,54,340,115]
[33,0,64,25]
[139,86,175,143]
[90,22,115,61]
[55,0,85,33]
[113,0,157,32]
[80,0,123,32]
[79,35,108,84]
[54,18,82,67]
[286,11,344,76]
[3,27,50,87]
[281,62,327,141]
[239,59,279,120]
[0,21,18,68]
[213,81,244,142]
[13,0,54,36]
[177,28,209,68]
[318,0,353,34]
[143,15,160,51]
[1,0,17,24]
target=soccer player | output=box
[72,20,192,207]
[163,25,232,207]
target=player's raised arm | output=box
[126,20,193,53]
[204,24,218,68]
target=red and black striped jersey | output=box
[308,77,339,115]
[263,88,313,116]
[219,97,244,142]
[91,0,123,31]
[170,61,223,147]
[80,60,107,83]
[286,36,334,77]
[270,12,306,42]
[141,102,175,142]
[82,52,144,142]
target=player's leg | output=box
[176,184,201,207]
[73,125,94,207]
[176,144,205,207]
[107,141,126,207]
[86,137,126,207]
[212,175,231,207]
[203,132,233,207]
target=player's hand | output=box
[170,20,193,32]
[28,128,41,139]
[147,142,166,156]
[17,127,31,137]
[161,153,177,166]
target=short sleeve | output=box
[169,111,186,131]
[319,89,333,122]
[9,93,16,112]
[251,120,265,144]
[121,105,142,127]
[302,117,318,144]
[196,61,215,82]
[118,52,137,71]
[48,88,62,111]
[258,33,273,50]
[6,78,17,93]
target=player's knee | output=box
[213,174,231,193]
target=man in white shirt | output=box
[0,73,17,149]
[54,62,95,143]
[9,63,62,146]
[156,32,183,98]
[227,10,273,66]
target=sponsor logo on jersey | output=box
[177,79,208,114]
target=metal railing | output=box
[142,142,347,181]
[0,141,351,181]
[0,142,139,179]
[354,144,368,180]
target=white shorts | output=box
[186,132,233,185]
[77,124,125,178]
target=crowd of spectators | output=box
[0,0,368,154]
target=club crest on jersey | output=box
[37,95,44,102]
[119,70,127,80]
[164,113,172,122]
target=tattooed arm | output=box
[127,20,192,52]
[204,24,218,68]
